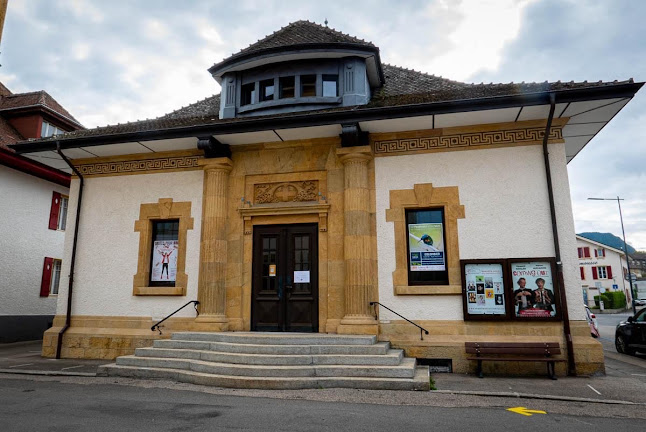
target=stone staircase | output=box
[98,332,429,391]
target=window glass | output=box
[259,79,274,102]
[406,208,448,285]
[279,76,295,98]
[57,196,68,230]
[301,75,316,97]
[149,220,179,286]
[241,83,256,105]
[597,266,607,279]
[50,260,62,295]
[322,75,338,97]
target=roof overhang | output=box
[209,43,384,87]
[576,235,627,256]
[10,82,642,173]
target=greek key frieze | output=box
[373,126,563,155]
[75,156,200,176]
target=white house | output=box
[576,235,630,308]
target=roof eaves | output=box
[11,81,643,154]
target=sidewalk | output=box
[1,340,645,405]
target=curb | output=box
[0,369,96,377]
[433,389,646,405]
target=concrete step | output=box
[153,339,391,355]
[134,347,404,366]
[115,356,417,378]
[171,332,377,346]
[97,364,430,391]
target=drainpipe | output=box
[55,143,84,359]
[542,93,576,376]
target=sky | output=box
[2,0,645,250]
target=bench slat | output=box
[465,342,560,348]
[466,357,566,362]
[465,347,561,355]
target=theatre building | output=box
[11,21,643,386]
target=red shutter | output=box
[577,248,583,258]
[607,266,613,279]
[40,257,54,297]
[594,249,598,257]
[580,267,585,280]
[592,267,598,280]
[584,247,591,258]
[49,192,61,230]
[602,249,606,257]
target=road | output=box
[0,376,644,432]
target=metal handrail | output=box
[151,300,200,334]
[370,301,429,341]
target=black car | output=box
[615,308,646,355]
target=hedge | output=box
[593,291,626,309]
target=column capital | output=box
[336,146,373,165]
[198,157,233,173]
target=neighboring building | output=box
[10,21,644,377]
[0,82,83,342]
[628,252,646,278]
[576,235,630,308]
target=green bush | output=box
[593,293,614,308]
[605,291,626,309]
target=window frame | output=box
[597,266,608,279]
[148,219,180,287]
[133,198,193,296]
[279,76,296,99]
[386,183,465,295]
[50,259,62,295]
[322,74,338,97]
[405,208,449,286]
[241,82,256,106]
[300,74,317,97]
[259,78,275,102]
[57,195,69,231]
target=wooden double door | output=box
[251,224,318,332]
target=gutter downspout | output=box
[55,142,84,359]
[542,93,576,376]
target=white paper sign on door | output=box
[294,271,310,283]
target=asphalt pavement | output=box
[1,313,644,423]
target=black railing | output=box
[151,300,200,334]
[370,301,429,341]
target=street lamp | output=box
[587,197,637,315]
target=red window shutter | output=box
[607,266,613,279]
[592,267,598,280]
[40,257,54,297]
[580,267,585,280]
[578,248,583,258]
[602,249,606,257]
[49,192,61,230]
[584,247,591,258]
[594,249,598,257]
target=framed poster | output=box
[509,258,561,320]
[461,259,510,321]
[406,208,449,285]
[151,240,179,283]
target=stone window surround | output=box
[133,198,194,296]
[386,183,465,295]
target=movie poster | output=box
[151,240,178,282]
[464,263,506,315]
[510,261,557,318]
[408,223,445,271]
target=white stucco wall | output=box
[56,171,203,319]
[0,165,67,315]
[375,143,586,321]
[577,237,628,306]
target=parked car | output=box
[585,305,599,338]
[634,298,646,307]
[615,308,646,355]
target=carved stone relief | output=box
[254,181,319,204]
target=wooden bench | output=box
[465,342,566,380]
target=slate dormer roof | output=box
[208,20,380,78]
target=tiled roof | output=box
[0,90,83,126]
[160,94,221,120]
[210,20,375,72]
[0,117,24,150]
[18,68,637,146]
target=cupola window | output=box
[260,79,275,102]
[322,75,338,97]
[279,76,295,99]
[301,75,317,97]
[241,83,256,106]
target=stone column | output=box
[195,157,233,329]
[336,146,378,335]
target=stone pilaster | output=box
[195,157,233,329]
[336,146,378,335]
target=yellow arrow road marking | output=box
[507,407,547,416]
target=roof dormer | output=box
[209,21,384,119]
